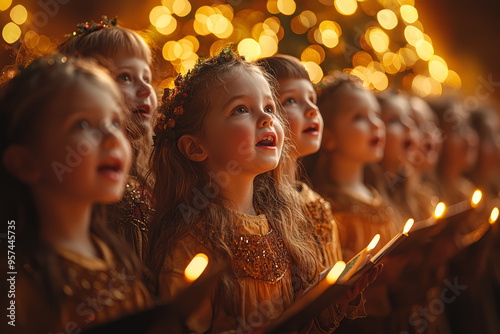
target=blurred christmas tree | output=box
[146,0,461,97]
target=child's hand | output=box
[340,263,383,304]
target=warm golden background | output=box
[1,0,499,103]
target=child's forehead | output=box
[48,81,120,119]
[220,67,269,90]
[278,77,314,91]
[111,53,151,68]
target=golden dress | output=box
[14,236,152,333]
[158,210,359,333]
[318,185,400,327]
[106,176,153,261]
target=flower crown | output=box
[153,47,244,147]
[65,16,117,40]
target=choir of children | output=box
[1,16,500,334]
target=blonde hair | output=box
[146,50,318,292]
[58,25,154,186]
[0,55,142,310]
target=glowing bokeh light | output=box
[0,0,12,11]
[400,5,419,24]
[10,4,27,25]
[2,22,21,44]
[238,38,261,61]
[335,0,357,16]
[429,55,449,83]
[377,9,398,30]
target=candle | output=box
[434,202,446,219]
[326,261,347,284]
[371,218,414,263]
[471,189,482,208]
[337,234,380,283]
[489,207,499,225]
[184,253,209,282]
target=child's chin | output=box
[97,193,125,204]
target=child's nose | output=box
[305,103,319,118]
[137,81,152,98]
[259,112,274,128]
[100,122,122,148]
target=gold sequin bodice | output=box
[298,182,343,269]
[230,228,290,284]
[107,177,153,261]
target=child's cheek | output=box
[275,121,285,152]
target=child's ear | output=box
[177,135,208,162]
[322,128,336,152]
[2,145,41,184]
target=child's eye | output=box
[232,106,248,115]
[116,73,131,83]
[112,119,122,129]
[283,98,296,105]
[144,76,151,84]
[76,120,90,130]
[353,113,364,121]
[265,105,275,114]
[389,117,401,124]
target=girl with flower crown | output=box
[58,17,158,261]
[0,56,152,333]
[146,48,352,333]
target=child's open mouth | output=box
[302,122,320,134]
[132,105,151,119]
[370,137,382,147]
[404,139,413,150]
[97,157,124,181]
[255,132,277,147]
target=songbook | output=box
[264,219,414,333]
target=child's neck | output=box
[33,189,98,258]
[221,175,257,216]
[328,153,373,201]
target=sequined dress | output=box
[14,236,152,333]
[158,210,353,333]
[106,176,153,261]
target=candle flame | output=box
[326,261,346,284]
[471,190,482,207]
[367,234,381,251]
[403,218,414,234]
[489,207,499,224]
[184,253,209,282]
[434,202,446,218]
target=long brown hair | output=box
[146,49,318,292]
[0,55,142,311]
[58,25,154,186]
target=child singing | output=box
[0,55,152,333]
[59,17,158,261]
[146,48,353,333]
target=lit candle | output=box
[471,189,482,208]
[371,218,414,263]
[326,261,347,284]
[338,234,380,283]
[434,202,446,219]
[184,253,209,282]
[489,207,499,225]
